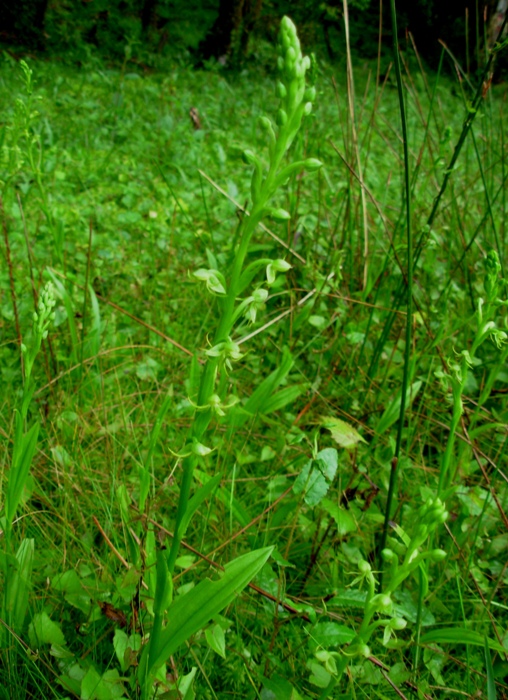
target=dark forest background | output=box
[0,0,506,74]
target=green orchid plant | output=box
[311,497,448,698]
[165,15,322,575]
[1,283,55,644]
[125,16,323,698]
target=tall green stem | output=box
[379,0,413,574]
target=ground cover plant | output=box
[0,7,507,699]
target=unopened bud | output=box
[382,548,396,561]
[430,548,447,561]
[276,109,288,126]
[303,158,322,171]
[268,208,291,221]
[276,81,287,99]
[358,643,371,658]
[305,86,316,101]
[358,560,371,574]
[390,617,407,630]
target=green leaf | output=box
[113,629,129,672]
[315,448,338,480]
[421,628,507,654]
[6,420,40,524]
[485,636,497,700]
[329,589,367,608]
[140,546,273,686]
[175,667,197,700]
[205,623,226,658]
[5,538,34,632]
[52,569,91,614]
[375,380,422,436]
[306,660,331,689]
[139,390,174,512]
[293,449,338,507]
[195,468,253,529]
[29,611,66,647]
[46,270,79,362]
[262,384,307,414]
[321,416,367,449]
[113,629,141,673]
[85,284,102,358]
[293,459,327,506]
[178,472,222,540]
[81,666,118,700]
[229,347,293,427]
[306,621,356,650]
[321,498,356,535]
[261,674,302,700]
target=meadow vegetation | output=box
[0,13,507,699]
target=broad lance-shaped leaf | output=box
[420,628,507,655]
[227,347,294,427]
[6,419,39,524]
[141,546,273,683]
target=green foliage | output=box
[0,9,507,700]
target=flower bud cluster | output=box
[273,17,315,149]
[21,282,56,386]
[34,282,56,341]
[277,17,313,116]
[484,249,502,302]
[381,498,449,595]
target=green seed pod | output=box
[303,101,313,116]
[277,56,284,71]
